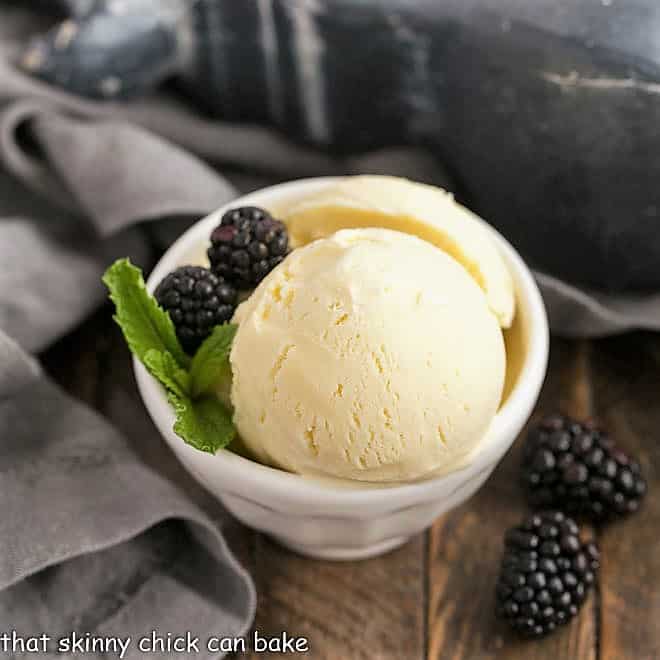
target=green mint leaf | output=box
[143,349,190,398]
[169,391,236,453]
[103,258,189,369]
[104,259,238,455]
[189,323,238,398]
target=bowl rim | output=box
[134,176,549,507]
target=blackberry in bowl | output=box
[154,265,237,354]
[208,206,289,289]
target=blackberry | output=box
[154,266,237,354]
[495,511,599,637]
[208,206,289,288]
[522,414,646,521]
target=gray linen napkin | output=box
[1,11,260,649]
[0,336,255,659]
[0,116,258,656]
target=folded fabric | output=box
[0,334,255,660]
[0,128,257,660]
[1,10,260,649]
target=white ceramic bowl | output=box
[135,177,549,560]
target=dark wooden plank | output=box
[591,333,660,660]
[238,533,425,660]
[427,339,598,660]
[41,307,110,406]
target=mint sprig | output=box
[103,258,189,369]
[144,349,190,399]
[190,324,238,397]
[170,393,236,454]
[103,258,238,454]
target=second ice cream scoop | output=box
[280,176,515,328]
[230,228,506,482]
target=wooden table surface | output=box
[44,308,660,660]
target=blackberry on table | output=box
[495,511,599,638]
[522,414,647,521]
[154,265,237,354]
[208,206,289,289]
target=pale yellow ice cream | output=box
[230,228,506,482]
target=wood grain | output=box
[427,339,598,660]
[41,306,110,406]
[240,533,426,659]
[46,314,660,660]
[591,333,660,660]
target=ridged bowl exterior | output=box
[135,178,549,560]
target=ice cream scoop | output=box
[280,175,515,328]
[230,228,506,482]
